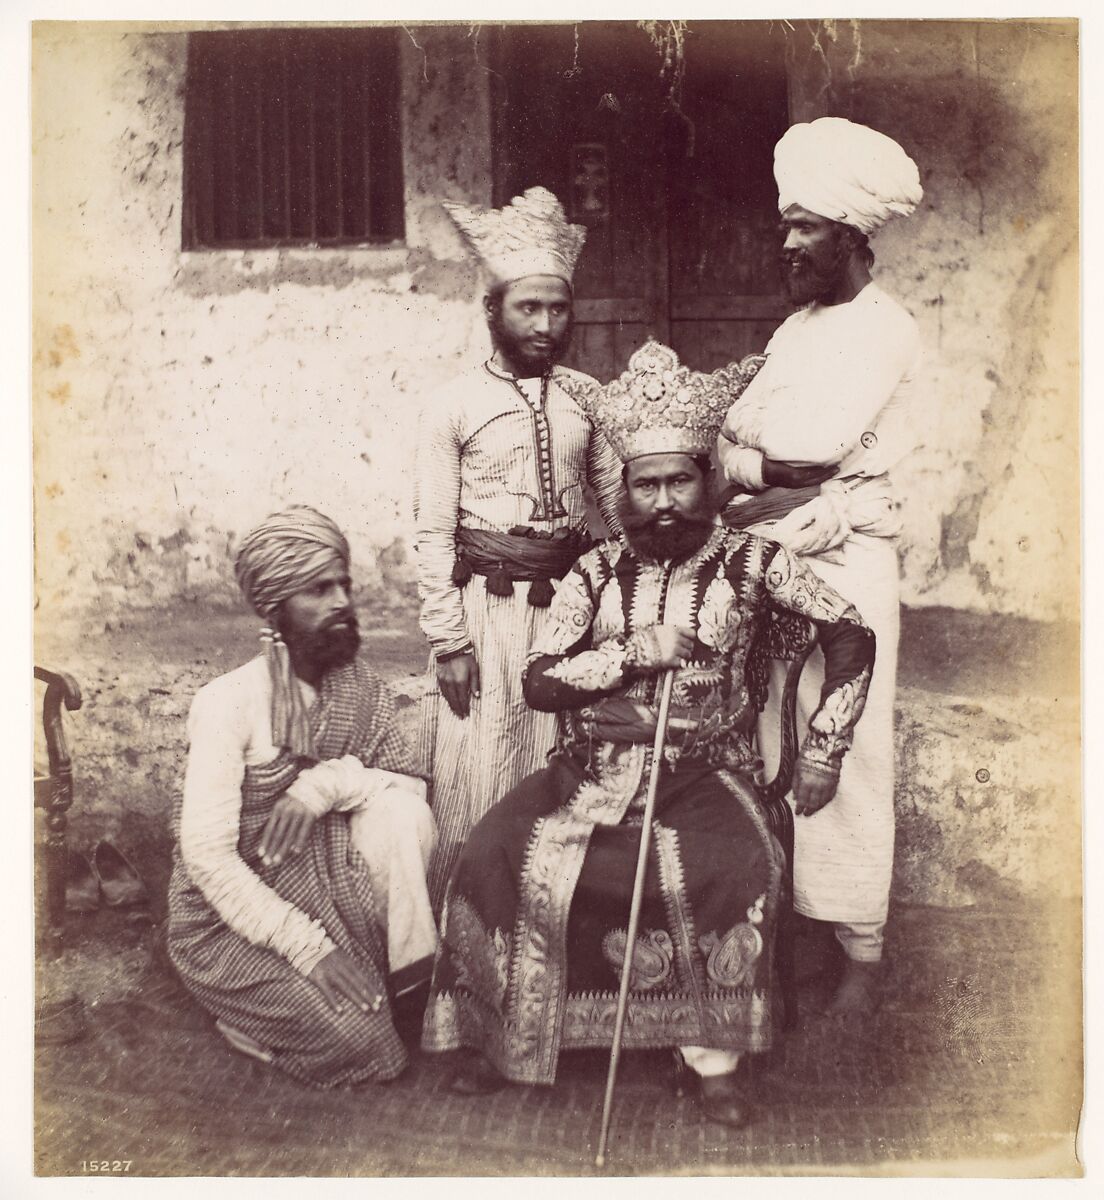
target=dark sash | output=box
[452,526,590,606]
[588,695,753,749]
[722,483,822,530]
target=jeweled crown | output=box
[443,187,587,286]
[559,340,765,462]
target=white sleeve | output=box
[286,755,428,816]
[716,434,766,491]
[846,346,923,476]
[179,686,336,976]
[755,316,922,466]
[413,397,471,658]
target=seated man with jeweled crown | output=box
[421,344,876,1127]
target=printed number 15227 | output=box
[82,1160,132,1173]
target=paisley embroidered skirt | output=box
[421,753,783,1085]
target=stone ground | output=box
[32,603,1083,1177]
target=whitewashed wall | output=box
[33,21,1079,624]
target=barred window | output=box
[182,28,404,249]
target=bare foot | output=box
[824,959,883,1020]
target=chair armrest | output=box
[34,667,82,711]
[759,622,818,806]
[35,666,82,778]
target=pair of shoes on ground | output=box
[66,842,149,912]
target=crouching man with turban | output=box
[168,506,437,1087]
[422,344,876,1127]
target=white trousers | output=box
[681,1047,741,1076]
[757,533,900,926]
[835,920,885,963]
[348,789,439,975]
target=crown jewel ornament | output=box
[558,340,766,462]
[442,187,587,285]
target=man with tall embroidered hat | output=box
[415,187,622,910]
[717,116,925,1018]
[168,505,438,1087]
[422,343,876,1126]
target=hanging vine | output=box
[636,19,695,154]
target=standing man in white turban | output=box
[168,505,437,1087]
[415,187,623,910]
[717,117,925,1019]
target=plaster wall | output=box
[33,24,494,619]
[789,18,1079,622]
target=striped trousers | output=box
[420,575,559,911]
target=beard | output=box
[279,610,361,676]
[618,492,719,563]
[780,241,849,306]
[488,308,573,378]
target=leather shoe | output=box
[65,850,100,913]
[696,1072,754,1129]
[449,1054,507,1095]
[671,1053,754,1129]
[94,841,149,908]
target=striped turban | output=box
[775,117,922,236]
[234,505,350,619]
[234,505,351,758]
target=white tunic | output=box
[414,363,623,908]
[717,283,922,924]
[181,656,437,975]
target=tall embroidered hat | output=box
[442,186,587,286]
[558,340,765,462]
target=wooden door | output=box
[493,21,792,380]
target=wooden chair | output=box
[747,613,819,1030]
[34,666,82,953]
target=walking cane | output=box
[595,667,677,1170]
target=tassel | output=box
[485,565,514,597]
[451,558,473,587]
[260,625,314,759]
[527,576,555,607]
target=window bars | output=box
[183,28,404,250]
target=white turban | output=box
[775,117,922,236]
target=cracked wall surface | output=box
[788,18,1079,621]
[33,24,494,621]
[33,21,1078,624]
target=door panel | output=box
[570,320,652,384]
[494,22,792,380]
